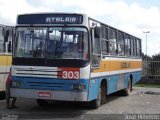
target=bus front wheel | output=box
[90,82,107,109]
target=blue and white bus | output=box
[10,13,142,108]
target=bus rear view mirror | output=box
[94,26,100,38]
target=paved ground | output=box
[0,87,160,120]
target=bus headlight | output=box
[73,84,86,90]
[12,81,21,88]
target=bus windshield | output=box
[14,27,89,60]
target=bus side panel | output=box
[0,55,7,92]
[107,75,119,94]
[0,55,6,92]
[88,78,101,101]
[124,73,131,89]
[0,55,12,92]
[0,74,5,92]
[4,55,12,90]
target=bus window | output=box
[0,27,14,53]
[138,39,142,57]
[117,31,125,56]
[91,27,101,68]
[101,26,106,38]
[101,26,109,55]
[133,38,137,56]
[109,28,117,55]
[136,39,141,57]
[136,40,139,57]
[7,29,13,53]
[0,28,5,53]
[124,34,131,56]
[93,38,101,54]
[0,40,4,53]
[101,40,109,55]
[130,37,134,57]
[48,27,88,59]
[105,27,108,39]
[15,27,47,58]
[8,41,12,53]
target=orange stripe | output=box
[93,60,142,73]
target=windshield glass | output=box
[14,27,89,60]
[15,27,46,58]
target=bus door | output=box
[91,26,101,69]
[88,26,101,100]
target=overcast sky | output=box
[0,0,160,56]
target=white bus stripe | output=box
[91,68,142,78]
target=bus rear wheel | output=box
[90,82,107,109]
[123,79,132,96]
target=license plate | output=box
[38,92,51,97]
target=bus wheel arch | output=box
[90,79,107,109]
[100,79,107,104]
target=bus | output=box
[0,24,13,95]
[10,13,142,108]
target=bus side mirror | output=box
[94,26,100,38]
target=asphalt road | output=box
[0,87,160,120]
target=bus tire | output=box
[37,99,48,106]
[90,82,107,109]
[101,82,107,104]
[123,79,132,96]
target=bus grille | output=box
[12,66,60,78]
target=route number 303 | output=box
[62,71,80,79]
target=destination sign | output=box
[17,14,83,24]
[46,17,77,23]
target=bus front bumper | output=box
[10,88,88,102]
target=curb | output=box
[145,91,160,95]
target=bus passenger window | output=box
[101,40,107,55]
[0,28,5,53]
[117,32,125,56]
[101,26,109,55]
[137,39,141,57]
[109,42,117,54]
[109,28,117,55]
[118,44,125,56]
[133,39,137,56]
[8,41,12,53]
[0,40,4,53]
[124,34,131,56]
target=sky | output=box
[0,0,160,56]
